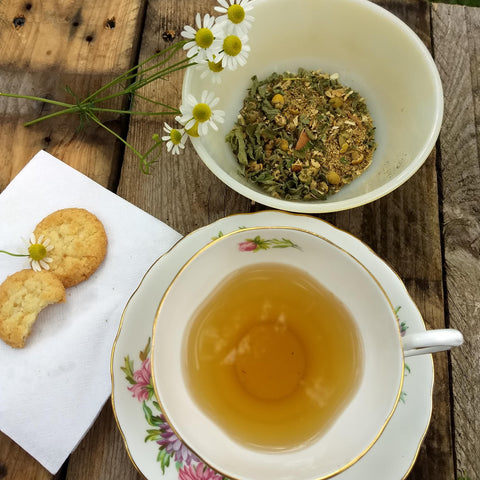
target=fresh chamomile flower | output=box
[199,57,225,84]
[162,123,187,155]
[181,13,223,62]
[214,0,255,36]
[176,90,225,137]
[216,33,250,71]
[26,233,53,271]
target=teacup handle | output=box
[402,329,464,357]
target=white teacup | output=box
[151,227,462,480]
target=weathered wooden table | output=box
[0,0,478,479]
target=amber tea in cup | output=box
[183,262,363,450]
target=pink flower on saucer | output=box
[179,463,223,480]
[127,358,151,401]
[238,240,257,251]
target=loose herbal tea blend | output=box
[226,69,377,201]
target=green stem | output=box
[89,107,180,116]
[133,58,194,91]
[81,41,187,104]
[88,58,192,107]
[0,92,72,108]
[133,93,179,110]
[23,105,79,127]
[0,250,28,257]
[87,112,149,171]
[142,139,163,159]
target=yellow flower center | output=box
[208,59,224,73]
[223,35,242,57]
[195,28,214,49]
[29,243,47,261]
[192,103,212,123]
[227,4,245,24]
[170,128,183,145]
[186,122,200,137]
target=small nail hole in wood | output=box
[105,17,115,29]
[13,16,26,28]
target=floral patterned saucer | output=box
[111,211,433,480]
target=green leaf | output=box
[152,399,163,413]
[120,356,136,385]
[145,428,162,442]
[139,338,151,361]
[157,448,172,474]
[142,401,163,427]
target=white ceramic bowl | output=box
[183,0,443,213]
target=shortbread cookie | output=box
[33,208,107,288]
[0,269,66,348]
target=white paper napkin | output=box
[0,150,182,473]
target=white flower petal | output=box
[184,118,196,130]
[204,14,216,30]
[213,109,225,121]
[39,260,50,270]
[181,25,197,39]
[195,12,202,29]
[208,120,219,132]
[29,233,36,244]
[198,122,209,136]
[187,94,198,106]
[185,45,200,58]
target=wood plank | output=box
[432,4,480,479]
[0,431,62,480]
[322,1,455,478]
[0,0,146,478]
[65,402,143,480]
[0,0,146,189]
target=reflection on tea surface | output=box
[183,263,363,450]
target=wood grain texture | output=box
[1,0,476,479]
[324,2,454,477]
[0,1,145,479]
[0,431,60,480]
[0,0,146,189]
[65,402,143,480]
[432,4,480,479]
